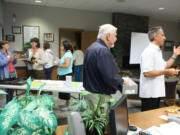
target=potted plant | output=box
[81,94,108,135]
[69,91,117,135]
[0,77,57,135]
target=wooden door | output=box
[59,28,84,58]
[81,31,98,53]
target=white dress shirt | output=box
[139,43,167,98]
[73,50,84,66]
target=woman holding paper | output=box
[57,40,73,106]
[26,38,45,79]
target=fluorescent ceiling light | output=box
[35,0,42,3]
[158,7,165,10]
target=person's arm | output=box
[97,50,124,92]
[143,68,179,77]
[12,58,17,65]
[58,58,71,68]
[11,53,19,65]
[35,50,45,65]
[0,54,10,67]
[166,46,180,68]
[141,49,179,77]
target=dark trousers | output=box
[5,76,16,103]
[6,89,14,103]
[30,70,44,94]
[57,73,72,100]
[45,66,54,80]
[141,98,160,111]
[32,70,44,79]
[74,65,83,82]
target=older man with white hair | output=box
[83,24,126,104]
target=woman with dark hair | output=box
[58,40,73,106]
[25,37,45,79]
[43,42,54,80]
[0,40,19,103]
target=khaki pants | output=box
[84,94,112,114]
[84,94,112,105]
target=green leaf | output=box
[33,107,57,131]
[95,125,103,135]
[96,94,103,111]
[101,102,110,109]
[23,98,38,112]
[19,110,42,131]
[70,99,89,112]
[25,77,32,97]
[109,98,118,105]
[0,97,20,135]
[38,83,46,96]
[80,90,92,96]
[0,89,7,95]
[10,127,32,135]
[64,130,69,135]
[39,94,55,110]
[18,96,35,110]
[32,129,45,135]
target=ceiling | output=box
[4,0,180,22]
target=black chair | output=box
[177,87,180,105]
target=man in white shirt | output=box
[140,26,180,111]
[73,46,84,82]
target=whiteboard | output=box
[129,32,150,64]
[23,26,39,44]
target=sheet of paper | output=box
[71,82,79,87]
[145,122,180,135]
[159,115,168,121]
[31,81,43,87]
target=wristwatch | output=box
[171,55,176,60]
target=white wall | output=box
[0,0,3,26]
[149,18,180,61]
[149,18,179,41]
[3,3,180,66]
[3,3,111,57]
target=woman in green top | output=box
[58,41,73,106]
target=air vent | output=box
[116,0,127,2]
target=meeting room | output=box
[0,0,180,135]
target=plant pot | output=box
[86,129,99,135]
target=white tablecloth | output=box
[0,80,85,93]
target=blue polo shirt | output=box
[58,50,73,76]
[83,39,124,95]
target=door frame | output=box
[59,28,84,58]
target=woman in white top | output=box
[73,46,84,82]
[43,42,54,80]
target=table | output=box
[0,80,85,93]
[129,106,180,129]
[56,106,180,135]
